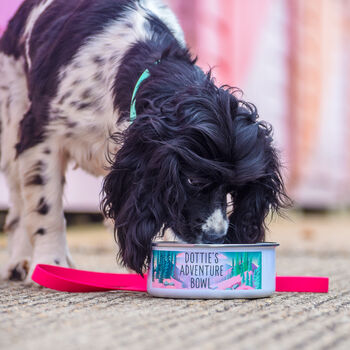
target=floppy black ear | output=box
[101,132,166,274]
[101,111,187,274]
[226,142,289,244]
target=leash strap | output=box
[32,264,329,294]
[276,275,328,293]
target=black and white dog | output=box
[0,0,288,281]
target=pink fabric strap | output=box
[32,264,329,294]
[32,264,147,292]
[275,276,329,293]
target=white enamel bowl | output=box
[147,242,279,299]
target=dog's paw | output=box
[25,253,75,285]
[1,258,31,281]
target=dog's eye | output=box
[187,178,198,186]
[187,178,195,185]
[187,178,204,187]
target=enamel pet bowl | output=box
[147,241,279,299]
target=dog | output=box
[0,0,288,282]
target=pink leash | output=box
[32,264,329,294]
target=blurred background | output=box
[1,0,350,233]
[168,0,350,209]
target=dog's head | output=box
[102,70,289,274]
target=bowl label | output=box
[151,250,262,290]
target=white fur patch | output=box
[49,0,185,176]
[0,54,29,172]
[22,0,55,69]
[145,0,186,46]
[202,209,229,236]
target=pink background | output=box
[1,0,349,210]
[0,0,23,34]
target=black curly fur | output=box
[102,38,290,274]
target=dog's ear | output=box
[101,116,185,274]
[225,124,290,243]
[226,180,277,244]
[102,137,164,274]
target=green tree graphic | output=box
[155,251,177,283]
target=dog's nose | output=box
[202,232,226,244]
[201,208,228,243]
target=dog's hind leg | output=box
[16,140,75,283]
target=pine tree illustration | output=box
[170,252,175,277]
[164,253,172,279]
[163,254,169,280]
[244,253,248,272]
[254,267,261,289]
[152,251,156,282]
[164,252,169,280]
[159,252,165,283]
[155,252,160,280]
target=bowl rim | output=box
[152,241,279,248]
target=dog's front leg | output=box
[18,142,74,283]
[0,173,32,281]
